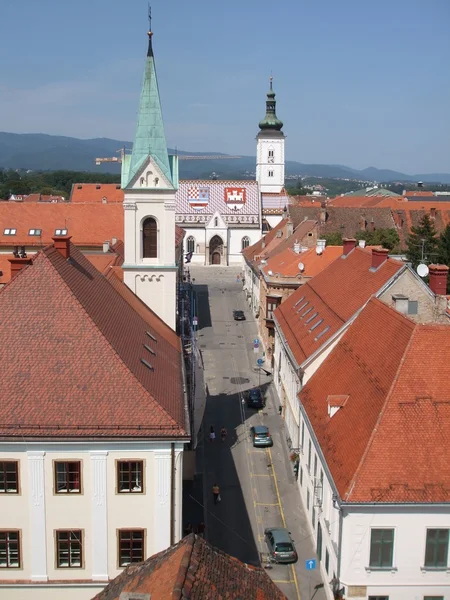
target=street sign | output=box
[257,358,264,366]
[253,346,259,354]
[192,317,198,327]
[253,338,260,346]
[305,559,316,570]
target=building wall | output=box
[256,137,285,194]
[0,441,184,598]
[123,190,177,329]
[182,227,260,266]
[379,268,450,324]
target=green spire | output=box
[258,77,283,132]
[123,24,173,189]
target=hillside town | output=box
[0,13,449,600]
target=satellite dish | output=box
[417,263,429,278]
[268,270,273,276]
[298,262,305,272]
[316,247,323,255]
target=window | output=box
[56,530,82,568]
[299,467,303,486]
[301,421,305,450]
[315,325,331,342]
[268,170,274,177]
[408,300,418,315]
[214,217,218,227]
[310,318,324,332]
[424,597,444,600]
[0,531,20,568]
[369,529,394,568]
[325,548,329,574]
[241,236,250,250]
[118,530,144,566]
[307,489,310,510]
[186,236,195,254]
[312,507,316,529]
[117,461,144,493]
[0,462,19,493]
[55,228,68,236]
[268,149,274,164]
[3,228,16,235]
[307,440,312,472]
[424,529,449,568]
[314,454,317,478]
[28,229,42,236]
[54,461,81,493]
[368,597,389,600]
[266,298,279,320]
[306,311,319,324]
[143,218,157,258]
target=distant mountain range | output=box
[1,132,450,184]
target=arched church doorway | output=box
[209,235,223,265]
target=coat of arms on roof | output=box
[188,185,209,210]
[224,187,246,211]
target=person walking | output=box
[209,426,216,442]
[220,427,227,442]
[212,483,220,505]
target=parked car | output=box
[233,309,246,321]
[246,387,264,409]
[264,528,298,564]
[250,425,273,447]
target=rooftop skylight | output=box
[294,296,305,307]
[29,229,42,236]
[55,229,68,236]
[305,311,318,324]
[309,318,324,332]
[146,331,157,343]
[144,344,156,356]
[140,358,154,371]
[4,228,16,235]
[301,307,313,318]
[314,325,331,342]
[297,301,308,312]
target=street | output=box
[189,266,327,600]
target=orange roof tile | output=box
[300,298,450,503]
[0,203,123,247]
[242,218,287,264]
[70,183,123,203]
[93,534,287,600]
[262,245,342,280]
[0,241,186,438]
[274,247,404,366]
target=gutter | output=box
[170,442,176,546]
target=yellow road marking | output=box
[255,502,279,507]
[251,473,273,477]
[272,580,295,584]
[267,447,301,600]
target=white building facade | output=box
[0,440,184,599]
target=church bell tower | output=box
[121,18,178,330]
[256,78,285,194]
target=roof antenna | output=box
[147,4,153,57]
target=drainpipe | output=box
[170,442,176,546]
[337,501,344,597]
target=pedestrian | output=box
[209,426,216,442]
[196,521,205,538]
[212,483,220,505]
[184,522,193,536]
[220,426,227,442]
[236,274,240,283]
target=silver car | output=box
[264,527,298,564]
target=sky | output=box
[1,0,449,174]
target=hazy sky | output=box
[1,0,449,173]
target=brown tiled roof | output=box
[0,203,123,247]
[274,247,404,366]
[93,534,287,600]
[300,298,450,503]
[0,242,186,438]
[70,183,124,203]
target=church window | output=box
[242,236,250,250]
[143,217,157,258]
[268,170,274,177]
[186,236,195,254]
[214,217,218,227]
[268,149,274,164]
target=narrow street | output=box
[190,266,327,600]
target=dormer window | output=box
[102,197,107,204]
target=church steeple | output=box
[258,77,284,132]
[122,15,173,189]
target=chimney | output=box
[342,238,357,256]
[371,247,389,270]
[319,205,327,224]
[430,207,436,219]
[428,264,449,296]
[286,217,293,238]
[293,239,301,254]
[112,237,118,246]
[358,239,366,248]
[317,239,326,251]
[52,235,72,259]
[103,240,110,253]
[9,255,33,279]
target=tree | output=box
[406,214,439,268]
[356,228,400,251]
[323,232,343,246]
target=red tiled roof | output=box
[70,183,123,203]
[175,224,186,248]
[242,218,287,264]
[262,245,342,280]
[93,534,287,600]
[0,242,186,438]
[300,298,450,503]
[274,247,404,366]
[0,203,123,247]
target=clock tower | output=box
[256,78,285,194]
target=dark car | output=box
[233,310,246,321]
[250,425,273,447]
[246,388,264,409]
[264,528,298,564]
